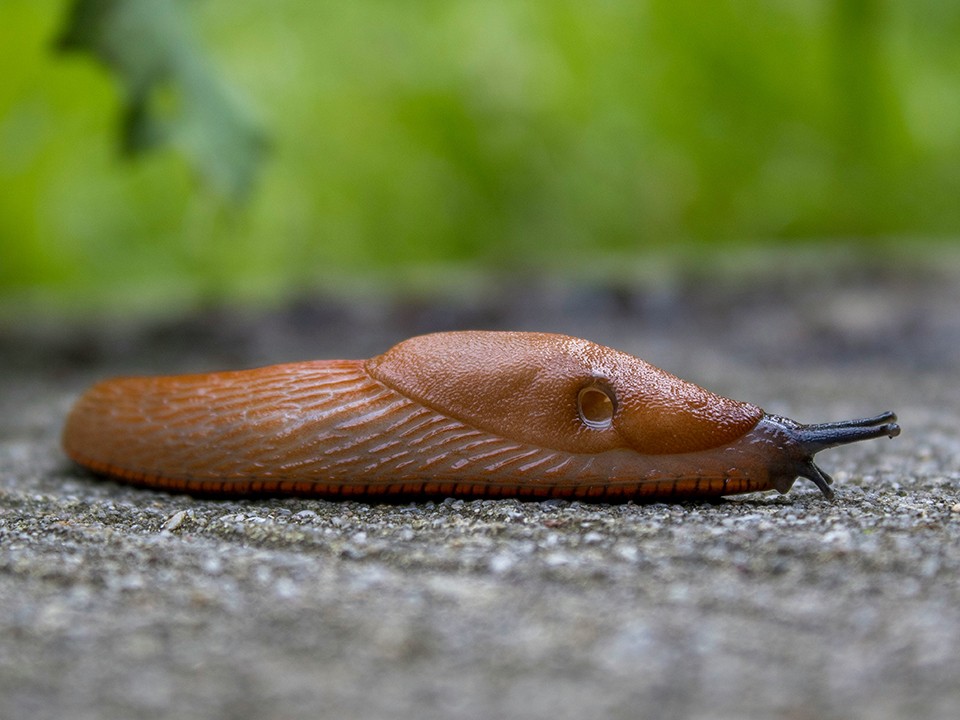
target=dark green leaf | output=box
[58,0,267,203]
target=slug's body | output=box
[62,332,899,502]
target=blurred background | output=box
[1,0,959,318]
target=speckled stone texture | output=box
[2,249,959,720]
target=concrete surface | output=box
[2,248,959,720]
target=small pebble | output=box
[161,510,188,532]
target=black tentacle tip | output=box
[773,412,901,499]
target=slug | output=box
[62,331,900,502]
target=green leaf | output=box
[58,0,267,203]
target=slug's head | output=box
[366,331,765,456]
[749,412,901,499]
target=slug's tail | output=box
[775,412,901,499]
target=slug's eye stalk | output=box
[769,412,901,500]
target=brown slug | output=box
[62,331,900,502]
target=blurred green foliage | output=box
[2,0,959,309]
[57,0,267,202]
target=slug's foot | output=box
[768,412,901,500]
